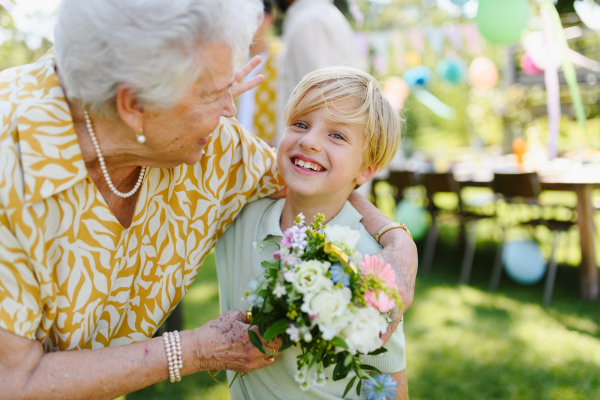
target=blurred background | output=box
[2,0,599,398]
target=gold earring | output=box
[136,127,146,144]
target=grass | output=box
[123,190,600,400]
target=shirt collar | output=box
[258,199,363,242]
[16,49,88,205]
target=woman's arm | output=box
[348,191,417,314]
[390,370,408,400]
[0,310,279,400]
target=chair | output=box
[371,170,420,204]
[420,172,494,280]
[489,172,577,306]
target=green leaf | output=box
[331,336,348,349]
[343,354,354,367]
[263,319,289,343]
[228,372,240,388]
[343,376,357,397]
[262,302,274,313]
[358,364,381,373]
[368,347,388,356]
[332,360,352,381]
[356,378,362,396]
[247,329,266,354]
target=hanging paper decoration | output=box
[408,28,425,54]
[389,31,406,72]
[405,50,422,68]
[355,33,370,71]
[403,67,456,119]
[476,0,530,45]
[449,0,470,5]
[468,56,499,89]
[383,77,410,112]
[463,23,482,55]
[428,27,445,55]
[371,32,390,74]
[444,24,463,50]
[436,57,467,84]
[520,53,544,76]
[541,0,596,148]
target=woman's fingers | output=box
[230,55,264,98]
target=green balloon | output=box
[476,0,530,45]
[394,199,430,241]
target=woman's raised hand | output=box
[191,309,282,373]
[230,56,265,99]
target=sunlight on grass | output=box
[406,283,600,399]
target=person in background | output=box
[273,0,359,147]
[236,0,282,147]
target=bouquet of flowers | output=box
[243,213,403,398]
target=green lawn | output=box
[124,233,600,400]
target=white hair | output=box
[54,0,263,117]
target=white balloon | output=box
[521,31,562,71]
[574,0,600,30]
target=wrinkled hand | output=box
[192,309,282,373]
[230,56,265,99]
[374,229,417,346]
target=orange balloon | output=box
[468,56,499,89]
[383,77,410,111]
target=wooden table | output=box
[456,170,600,301]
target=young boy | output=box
[215,66,406,399]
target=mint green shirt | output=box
[215,198,406,400]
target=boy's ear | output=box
[355,164,378,186]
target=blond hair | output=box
[283,67,401,171]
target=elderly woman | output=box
[0,0,417,398]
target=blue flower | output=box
[329,264,350,287]
[363,374,397,400]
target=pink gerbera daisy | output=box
[359,254,396,288]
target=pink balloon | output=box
[383,77,410,111]
[468,56,499,89]
[520,53,544,76]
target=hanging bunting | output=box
[463,24,482,55]
[371,32,390,74]
[403,67,457,119]
[408,28,425,54]
[355,33,370,72]
[389,30,406,73]
[428,27,445,55]
[444,23,463,50]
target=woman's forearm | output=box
[1,328,198,400]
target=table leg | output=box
[576,185,599,301]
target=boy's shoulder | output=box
[330,201,382,255]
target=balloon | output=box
[436,58,466,84]
[503,239,547,285]
[476,0,530,45]
[522,31,562,71]
[403,66,433,88]
[383,77,410,112]
[394,199,430,241]
[449,0,470,5]
[520,53,544,76]
[574,0,600,31]
[468,56,499,89]
[405,50,422,68]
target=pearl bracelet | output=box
[163,331,182,382]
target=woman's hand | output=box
[230,56,265,99]
[191,309,282,373]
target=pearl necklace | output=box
[84,110,147,198]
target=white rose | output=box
[324,225,361,254]
[293,260,332,295]
[340,307,387,355]
[302,287,353,340]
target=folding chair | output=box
[489,172,576,306]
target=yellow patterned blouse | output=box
[0,50,284,352]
